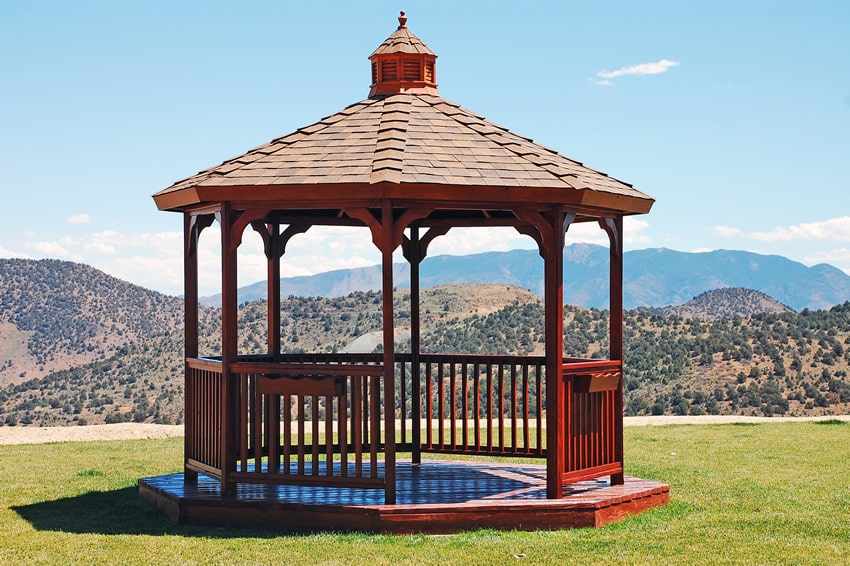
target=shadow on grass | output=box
[12,487,279,538]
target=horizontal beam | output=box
[230,361,384,377]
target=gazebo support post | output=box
[259,221,283,472]
[220,204,239,496]
[543,206,567,499]
[183,213,200,483]
[265,222,282,363]
[381,201,397,504]
[601,216,625,485]
[408,224,422,465]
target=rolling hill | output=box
[1,257,849,427]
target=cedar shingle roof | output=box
[153,13,653,215]
[155,93,650,203]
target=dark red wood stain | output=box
[140,461,669,533]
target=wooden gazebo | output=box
[141,13,668,532]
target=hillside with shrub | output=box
[0,259,848,426]
[0,259,187,387]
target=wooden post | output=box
[409,224,422,464]
[381,201,397,504]
[183,213,199,483]
[544,206,567,499]
[265,223,282,473]
[220,204,239,495]
[267,223,281,362]
[602,216,625,485]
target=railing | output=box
[185,358,224,477]
[184,353,622,491]
[414,354,546,457]
[562,358,623,483]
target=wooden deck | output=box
[139,460,669,534]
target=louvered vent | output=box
[371,62,378,85]
[424,61,434,83]
[381,60,398,82]
[403,59,420,81]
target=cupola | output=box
[369,11,438,97]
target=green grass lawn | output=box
[1,421,848,565]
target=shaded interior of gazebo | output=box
[143,13,665,531]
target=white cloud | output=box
[427,227,536,257]
[67,213,91,224]
[0,245,29,259]
[712,217,850,244]
[707,217,850,276]
[710,225,746,238]
[750,216,850,243]
[30,241,73,257]
[624,217,651,244]
[595,59,680,85]
[85,241,117,255]
[424,218,651,255]
[110,254,185,295]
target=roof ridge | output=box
[370,98,411,183]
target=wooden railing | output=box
[185,358,224,477]
[562,358,623,483]
[184,353,622,490]
[413,354,546,457]
[186,354,387,489]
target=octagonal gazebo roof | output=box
[153,12,654,217]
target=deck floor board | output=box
[140,460,668,533]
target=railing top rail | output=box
[414,353,546,364]
[278,353,384,363]
[190,353,550,365]
[230,361,384,377]
[187,357,224,371]
[562,358,622,374]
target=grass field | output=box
[1,421,848,565]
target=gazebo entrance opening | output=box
[145,13,666,531]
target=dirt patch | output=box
[0,423,183,445]
[1,415,847,446]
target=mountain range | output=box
[202,244,850,311]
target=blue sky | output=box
[2,1,849,296]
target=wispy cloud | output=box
[709,225,745,238]
[67,213,91,224]
[711,217,850,244]
[30,241,73,257]
[750,216,850,243]
[0,245,29,259]
[709,217,850,275]
[594,59,680,86]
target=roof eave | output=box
[152,182,654,216]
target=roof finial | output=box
[398,10,407,29]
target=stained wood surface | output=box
[140,461,669,533]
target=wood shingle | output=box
[154,13,653,215]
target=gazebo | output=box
[141,12,668,533]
